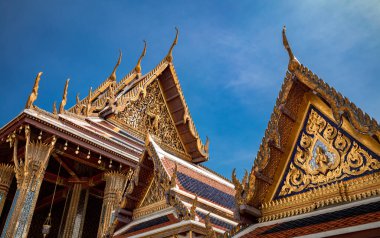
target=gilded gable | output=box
[115,80,186,153]
[275,105,380,199]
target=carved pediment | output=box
[274,106,380,200]
[114,80,185,153]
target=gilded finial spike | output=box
[109,50,122,82]
[59,79,70,114]
[166,27,179,63]
[25,72,43,109]
[204,136,210,153]
[170,163,177,188]
[135,40,147,74]
[53,101,57,115]
[88,87,93,101]
[190,195,197,219]
[76,93,80,104]
[282,26,294,60]
[282,26,300,72]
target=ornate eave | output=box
[0,108,142,167]
[232,27,380,227]
[103,55,209,163]
[116,134,237,237]
[65,36,208,163]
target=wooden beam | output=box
[239,204,262,218]
[52,153,79,181]
[44,171,69,186]
[35,188,68,210]
[55,148,105,172]
[279,104,296,122]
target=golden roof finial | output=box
[25,72,43,109]
[76,93,81,104]
[166,27,179,63]
[282,26,300,72]
[59,79,70,114]
[170,163,178,188]
[189,195,197,219]
[109,50,122,82]
[52,101,57,115]
[135,40,147,74]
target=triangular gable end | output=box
[274,104,380,200]
[232,28,380,225]
[106,63,209,163]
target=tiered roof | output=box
[0,28,234,237]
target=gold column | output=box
[61,183,89,238]
[1,126,56,238]
[0,164,14,217]
[97,171,128,238]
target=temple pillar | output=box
[1,126,56,238]
[97,171,128,238]
[61,183,89,238]
[0,164,14,217]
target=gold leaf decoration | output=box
[116,80,185,152]
[278,107,380,197]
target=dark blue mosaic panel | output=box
[176,172,235,209]
[126,216,169,234]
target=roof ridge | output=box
[295,63,380,140]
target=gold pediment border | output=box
[260,171,380,222]
[266,92,380,203]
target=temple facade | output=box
[0,27,379,238]
[231,28,380,238]
[0,29,237,238]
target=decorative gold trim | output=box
[133,200,169,219]
[260,172,380,222]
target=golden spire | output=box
[59,79,70,114]
[282,26,300,72]
[85,87,93,117]
[189,195,197,219]
[52,101,57,115]
[165,27,179,63]
[204,136,210,153]
[76,93,80,104]
[170,163,177,188]
[134,40,147,74]
[109,50,122,82]
[25,72,43,109]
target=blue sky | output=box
[1,1,379,179]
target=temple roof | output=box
[114,135,237,237]
[62,32,209,163]
[0,107,144,167]
[231,27,380,236]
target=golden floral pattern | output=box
[277,107,380,198]
[116,80,185,152]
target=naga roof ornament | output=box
[25,72,43,109]
[108,50,122,82]
[165,27,179,63]
[59,79,70,114]
[282,26,300,72]
[52,101,57,115]
[134,40,147,75]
